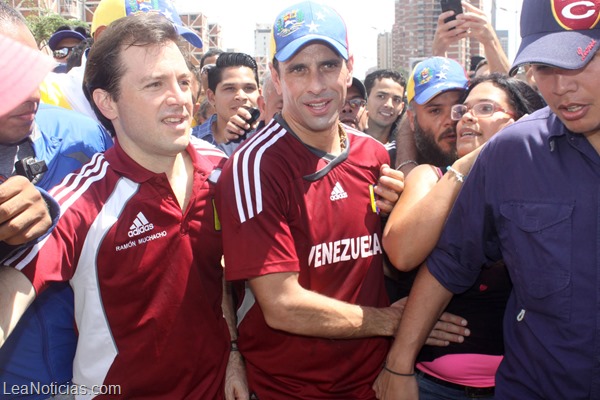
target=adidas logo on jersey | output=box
[128,212,155,238]
[330,182,348,201]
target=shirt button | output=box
[517,309,526,321]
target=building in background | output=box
[254,23,270,81]
[496,29,509,59]
[9,0,220,63]
[178,11,216,62]
[377,31,393,70]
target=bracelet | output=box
[446,166,466,183]
[383,362,415,377]
[230,340,239,352]
[396,160,418,170]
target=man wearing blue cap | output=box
[395,56,469,174]
[47,26,87,72]
[374,1,600,399]
[216,2,468,399]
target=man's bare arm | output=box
[0,266,36,348]
[249,271,468,344]
[373,264,455,400]
[222,276,249,400]
[249,271,403,339]
[394,118,418,174]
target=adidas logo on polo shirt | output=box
[128,212,154,238]
[330,182,348,201]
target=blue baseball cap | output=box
[510,0,600,75]
[271,1,348,62]
[48,28,86,51]
[406,57,468,105]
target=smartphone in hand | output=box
[231,107,261,143]
[440,0,463,25]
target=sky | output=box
[176,0,523,78]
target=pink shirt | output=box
[418,354,502,387]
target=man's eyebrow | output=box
[139,73,166,83]
[285,61,307,71]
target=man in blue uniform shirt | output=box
[374,1,600,399]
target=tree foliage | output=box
[25,11,88,47]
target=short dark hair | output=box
[84,13,188,136]
[207,52,259,93]
[200,48,224,67]
[364,69,406,97]
[463,73,545,120]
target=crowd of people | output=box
[0,0,599,399]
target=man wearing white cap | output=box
[374,1,600,399]
[216,1,468,399]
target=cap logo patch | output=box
[127,0,157,13]
[275,9,306,38]
[552,0,600,30]
[578,38,597,60]
[417,67,433,85]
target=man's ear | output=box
[206,88,216,106]
[345,54,354,87]
[397,102,405,117]
[92,88,118,121]
[93,26,107,41]
[269,63,283,96]
[257,94,266,117]
[407,108,415,131]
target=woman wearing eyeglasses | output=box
[382,73,544,400]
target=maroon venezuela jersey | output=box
[216,116,392,399]
[8,138,230,399]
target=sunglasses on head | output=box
[53,46,76,59]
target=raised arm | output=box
[432,2,509,74]
[383,148,481,271]
[458,3,510,74]
[431,8,469,57]
[0,266,36,348]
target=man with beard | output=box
[395,57,468,173]
[385,57,468,303]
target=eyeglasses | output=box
[200,63,216,75]
[344,98,367,109]
[451,102,515,121]
[52,47,76,59]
